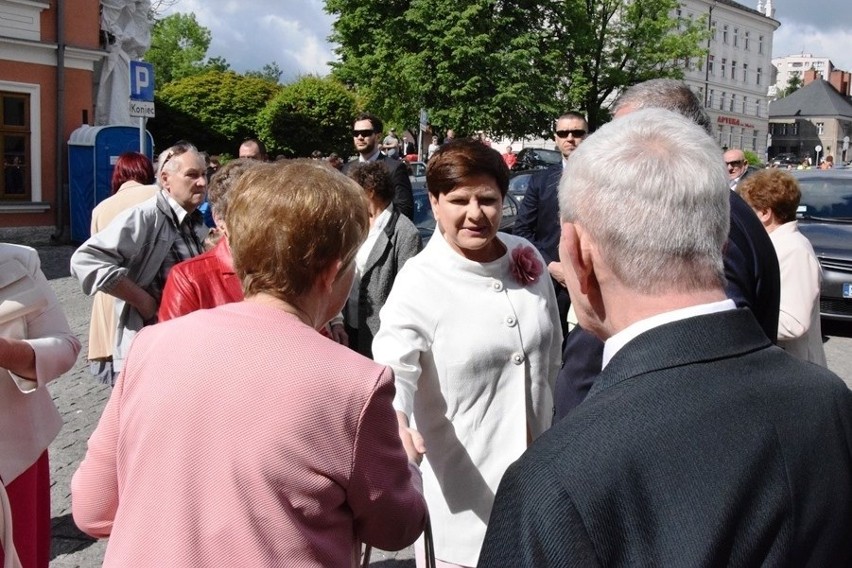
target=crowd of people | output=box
[2,78,851,568]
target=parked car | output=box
[511,147,561,172]
[508,171,535,203]
[770,153,801,167]
[790,169,852,321]
[408,160,427,190]
[412,186,521,245]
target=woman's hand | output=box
[396,410,426,465]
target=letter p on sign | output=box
[130,61,155,102]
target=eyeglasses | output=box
[556,129,587,139]
[725,160,745,167]
[352,129,375,138]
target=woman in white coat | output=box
[738,169,827,365]
[1,243,80,567]
[373,139,562,567]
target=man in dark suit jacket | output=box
[514,112,588,334]
[480,108,852,567]
[554,79,780,418]
[343,112,414,219]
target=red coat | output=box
[158,238,243,322]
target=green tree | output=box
[146,13,214,86]
[149,70,281,154]
[256,75,358,158]
[326,0,707,136]
[245,62,284,84]
[779,73,803,98]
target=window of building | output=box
[723,24,729,44]
[817,122,824,135]
[676,7,682,29]
[731,61,737,80]
[733,28,739,47]
[743,96,748,114]
[711,20,717,41]
[742,63,748,83]
[756,67,762,85]
[1,92,31,201]
[720,91,726,111]
[744,31,750,50]
[708,55,715,75]
[758,35,764,54]
[721,58,727,77]
[709,89,715,107]
[792,122,798,135]
[752,130,758,151]
[730,94,736,112]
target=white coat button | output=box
[511,352,524,365]
[505,315,517,327]
[492,281,503,292]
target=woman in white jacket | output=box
[373,139,562,567]
[738,169,827,366]
[1,243,80,567]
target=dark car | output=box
[771,153,801,167]
[790,169,852,321]
[412,186,521,245]
[508,171,535,203]
[511,147,561,172]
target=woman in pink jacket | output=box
[72,160,427,567]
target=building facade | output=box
[679,0,779,157]
[0,0,103,229]
[770,53,834,98]
[768,78,852,165]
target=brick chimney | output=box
[828,70,851,96]
[803,68,821,85]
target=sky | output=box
[161,0,852,82]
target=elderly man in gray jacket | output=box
[71,142,208,381]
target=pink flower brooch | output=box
[510,245,543,286]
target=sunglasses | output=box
[160,142,195,172]
[556,129,587,138]
[725,160,745,167]
[352,129,375,138]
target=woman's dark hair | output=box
[347,161,394,204]
[426,139,509,198]
[111,152,155,194]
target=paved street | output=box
[2,226,850,567]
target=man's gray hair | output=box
[156,141,199,181]
[612,79,713,136]
[559,108,729,294]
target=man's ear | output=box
[560,222,596,294]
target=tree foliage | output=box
[256,76,359,158]
[149,71,281,154]
[326,0,707,136]
[146,13,217,86]
[245,62,284,84]
[778,73,803,98]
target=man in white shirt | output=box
[480,108,852,566]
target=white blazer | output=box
[769,222,827,366]
[373,230,561,566]
[0,244,80,484]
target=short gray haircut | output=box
[156,141,200,181]
[559,108,729,294]
[612,79,713,137]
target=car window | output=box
[797,177,852,220]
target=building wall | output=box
[0,0,103,228]
[769,117,852,164]
[770,54,834,97]
[680,0,779,157]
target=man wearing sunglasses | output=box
[514,112,589,336]
[343,112,414,219]
[723,148,750,190]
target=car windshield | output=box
[797,177,852,222]
[530,149,561,165]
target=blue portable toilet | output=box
[68,125,154,242]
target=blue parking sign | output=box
[129,61,155,102]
